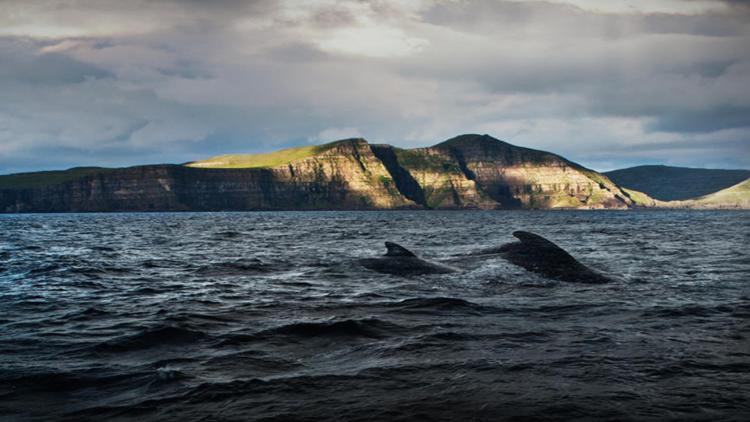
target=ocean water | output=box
[0,211,748,421]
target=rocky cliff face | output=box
[384,146,495,209]
[417,135,632,209]
[270,139,416,209]
[0,135,642,212]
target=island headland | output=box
[1,134,747,212]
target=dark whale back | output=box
[362,235,612,282]
[497,231,612,284]
[359,242,457,276]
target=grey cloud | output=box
[308,6,358,27]
[674,59,738,78]
[721,0,750,9]
[424,0,750,38]
[265,42,333,63]
[567,124,750,169]
[647,105,750,133]
[636,13,749,37]
[0,0,749,174]
[396,2,750,136]
[0,38,112,85]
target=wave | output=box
[27,264,62,275]
[212,230,245,240]
[153,367,192,384]
[59,306,112,321]
[194,258,275,276]
[641,304,734,318]
[262,319,400,338]
[647,360,750,377]
[394,329,552,351]
[387,297,491,315]
[530,303,605,315]
[0,370,150,393]
[221,318,405,346]
[142,259,186,269]
[205,352,302,372]
[69,265,132,278]
[90,246,117,252]
[24,261,131,278]
[422,331,479,341]
[95,325,210,352]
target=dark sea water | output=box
[1,211,749,421]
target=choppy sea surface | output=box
[1,211,749,421]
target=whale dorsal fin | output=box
[384,241,416,257]
[512,230,562,250]
[505,230,611,283]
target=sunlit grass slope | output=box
[186,141,349,169]
[691,178,750,207]
[621,187,658,207]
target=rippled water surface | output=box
[1,211,749,421]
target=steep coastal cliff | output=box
[0,134,660,212]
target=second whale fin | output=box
[513,230,562,248]
[384,241,417,257]
[500,230,612,283]
[511,230,578,260]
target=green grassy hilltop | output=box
[186,141,350,169]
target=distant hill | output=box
[690,178,750,208]
[663,178,750,209]
[605,165,750,201]
[0,134,642,212]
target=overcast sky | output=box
[1,0,749,174]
